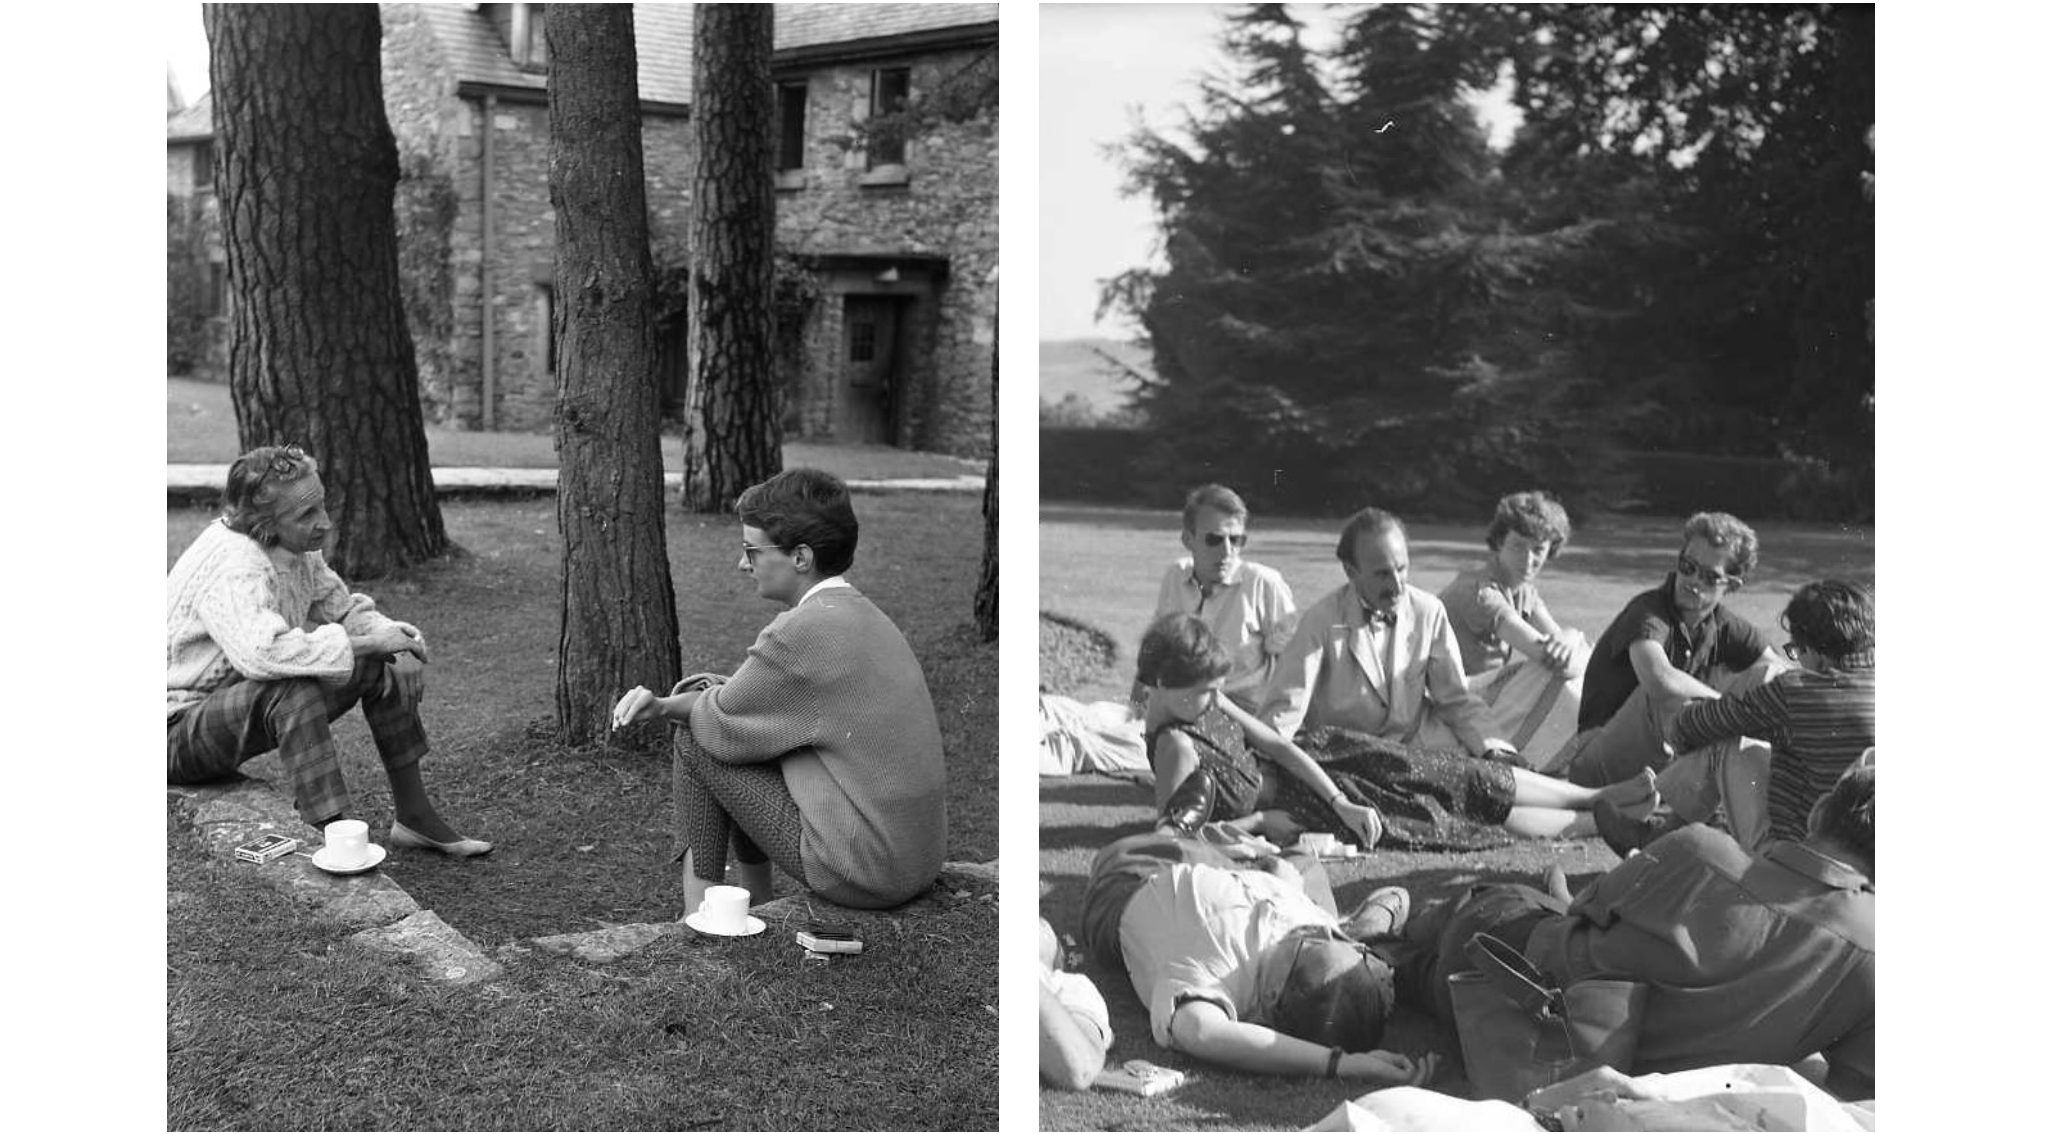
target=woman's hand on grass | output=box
[1341,1050,1435,1084]
[1334,802,1383,850]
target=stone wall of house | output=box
[773,45,998,459]
[431,98,695,432]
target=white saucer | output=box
[311,844,386,875]
[684,911,766,937]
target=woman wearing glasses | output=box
[612,468,947,918]
[167,445,490,856]
[1552,511,1787,788]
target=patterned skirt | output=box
[1275,726,1519,851]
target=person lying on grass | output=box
[1361,757,1876,1102]
[1040,916,1113,1091]
[1436,490,1589,767]
[613,469,947,917]
[1078,829,1434,1083]
[1142,613,1663,852]
[167,445,490,856]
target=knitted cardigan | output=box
[689,585,948,908]
[167,519,410,716]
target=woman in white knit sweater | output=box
[613,469,949,916]
[167,445,489,856]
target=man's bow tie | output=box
[1359,603,1396,627]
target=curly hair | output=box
[1182,484,1249,531]
[735,468,860,576]
[1486,491,1570,557]
[1682,511,1760,579]
[1780,579,1875,660]
[1135,612,1235,691]
[222,444,320,548]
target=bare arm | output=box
[1168,1000,1419,1082]
[1627,638,1721,703]
[1218,700,1382,847]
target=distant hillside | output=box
[1039,338,1154,415]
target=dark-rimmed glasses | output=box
[1202,532,1248,549]
[1677,551,1740,590]
[1782,641,1806,661]
[741,542,786,566]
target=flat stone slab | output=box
[350,910,504,986]
[531,921,682,964]
[170,776,420,930]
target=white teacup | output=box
[1300,832,1339,856]
[324,819,371,869]
[698,884,752,933]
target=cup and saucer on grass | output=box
[310,819,386,875]
[684,884,766,937]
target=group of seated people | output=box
[1041,484,1875,1101]
[169,446,949,919]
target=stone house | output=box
[166,2,998,458]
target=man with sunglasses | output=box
[1130,485,1297,715]
[1077,829,1430,1083]
[1554,512,1784,788]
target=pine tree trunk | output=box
[974,304,999,641]
[206,4,446,578]
[681,4,781,512]
[548,4,682,748]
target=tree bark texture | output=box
[548,4,682,748]
[206,4,446,578]
[974,303,999,641]
[682,4,782,512]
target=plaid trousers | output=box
[673,731,808,887]
[167,656,428,826]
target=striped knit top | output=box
[688,585,948,908]
[1670,656,1876,844]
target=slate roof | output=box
[417,3,696,104]
[774,4,998,51]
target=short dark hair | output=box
[1135,613,1234,690]
[735,468,859,576]
[1335,507,1406,567]
[1182,484,1249,531]
[1781,579,1875,660]
[1268,928,1395,1051]
[222,444,320,548]
[1810,757,1875,865]
[1487,491,1570,557]
[1682,511,1759,579]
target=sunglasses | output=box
[1201,532,1248,549]
[1677,551,1740,590]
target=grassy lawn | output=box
[168,376,986,482]
[1037,503,1873,1130]
[166,494,996,1130]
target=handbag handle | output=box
[1461,932,1565,1022]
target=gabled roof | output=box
[168,91,214,143]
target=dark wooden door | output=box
[838,296,899,444]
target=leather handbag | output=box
[1446,931,1646,1105]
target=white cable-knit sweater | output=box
[166,519,413,716]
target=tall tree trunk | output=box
[206,3,446,578]
[548,5,681,748]
[681,4,781,512]
[974,302,999,641]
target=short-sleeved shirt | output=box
[1577,575,1771,731]
[1523,826,1874,1095]
[1152,559,1297,710]
[1438,565,1550,675]
[1078,834,1334,1051]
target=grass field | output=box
[166,491,997,1129]
[1037,503,1874,1130]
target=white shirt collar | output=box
[801,575,852,604]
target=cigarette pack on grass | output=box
[234,834,302,865]
[1093,1060,1187,1098]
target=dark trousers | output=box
[672,731,808,886]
